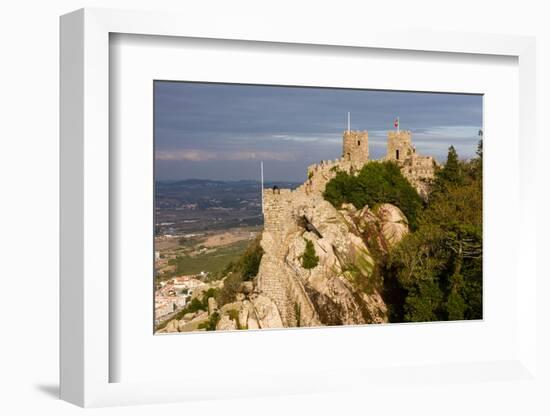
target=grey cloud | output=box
[155,81,482,181]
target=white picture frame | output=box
[60,8,537,408]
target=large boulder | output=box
[183,312,196,321]
[178,311,208,332]
[251,294,284,328]
[294,200,384,323]
[216,314,237,331]
[238,302,250,328]
[165,319,179,333]
[247,316,260,330]
[220,301,243,314]
[304,274,386,325]
[353,203,409,250]
[375,203,409,247]
[207,297,217,315]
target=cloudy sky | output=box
[155,81,482,182]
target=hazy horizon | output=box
[155,82,483,182]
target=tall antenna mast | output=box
[260,161,264,215]
[347,112,351,132]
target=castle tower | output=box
[342,130,369,166]
[386,130,414,162]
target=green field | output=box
[169,239,251,277]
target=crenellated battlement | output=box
[262,127,437,220]
[303,158,352,195]
[343,130,369,166]
[386,130,413,161]
[258,124,439,326]
[386,130,436,198]
[262,187,302,234]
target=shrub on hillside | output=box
[215,272,243,306]
[301,239,319,269]
[215,235,264,306]
[198,311,220,331]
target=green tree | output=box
[476,139,483,159]
[383,143,483,323]
[324,161,423,228]
[443,145,460,182]
[215,272,243,306]
[404,280,443,322]
[471,139,483,181]
[186,297,204,313]
[434,146,462,191]
[446,290,466,320]
[198,311,220,331]
[301,239,319,269]
[240,239,264,280]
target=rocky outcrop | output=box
[250,294,284,328]
[165,319,179,333]
[161,198,409,333]
[374,203,409,248]
[178,311,208,332]
[216,314,237,331]
[207,297,217,315]
[166,295,285,333]
[255,189,410,329]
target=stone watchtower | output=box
[342,130,369,166]
[386,130,414,162]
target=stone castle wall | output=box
[262,189,300,235]
[343,130,369,166]
[384,131,436,198]
[258,128,437,325]
[303,158,353,195]
[386,130,414,161]
[259,188,320,326]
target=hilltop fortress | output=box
[256,129,437,327]
[299,129,436,198]
[262,128,436,220]
[161,128,441,332]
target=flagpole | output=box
[347,112,350,132]
[397,116,400,133]
[261,161,264,215]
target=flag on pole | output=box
[394,117,399,130]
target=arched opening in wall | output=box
[396,149,399,160]
[347,152,351,160]
[357,140,361,146]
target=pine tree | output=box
[442,145,460,184]
[301,239,319,269]
[433,145,461,193]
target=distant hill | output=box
[155,179,301,235]
[156,178,301,187]
[156,179,300,208]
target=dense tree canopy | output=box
[324,161,424,228]
[386,143,483,322]
[323,143,483,323]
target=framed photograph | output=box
[60,8,537,407]
[152,81,483,334]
